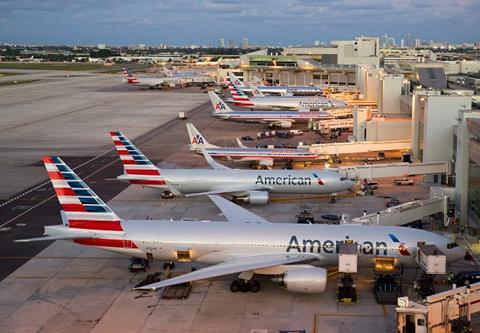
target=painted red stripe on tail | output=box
[69,220,123,231]
[61,204,86,212]
[126,169,160,176]
[55,187,76,196]
[48,171,65,180]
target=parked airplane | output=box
[163,67,214,84]
[110,131,350,203]
[229,72,323,96]
[186,123,318,168]
[228,78,348,110]
[122,67,191,89]
[16,156,466,294]
[208,91,333,128]
[194,56,223,67]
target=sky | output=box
[0,0,479,46]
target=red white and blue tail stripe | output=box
[43,156,123,232]
[110,132,167,187]
[228,80,254,107]
[122,67,140,84]
[110,131,160,176]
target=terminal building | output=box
[217,37,380,88]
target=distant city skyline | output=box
[0,0,479,45]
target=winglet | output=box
[208,195,270,224]
[201,149,230,170]
[236,137,248,148]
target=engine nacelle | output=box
[277,266,327,293]
[277,121,292,128]
[238,191,269,205]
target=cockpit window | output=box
[447,242,458,249]
[340,177,348,181]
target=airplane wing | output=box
[208,194,271,224]
[201,149,230,170]
[134,252,318,291]
[236,138,248,148]
[185,184,269,197]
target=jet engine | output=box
[238,191,269,205]
[274,266,327,293]
[276,121,292,128]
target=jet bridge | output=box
[309,139,411,156]
[344,195,450,227]
[336,161,453,180]
[396,282,480,333]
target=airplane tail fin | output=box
[228,80,253,106]
[208,91,233,113]
[122,67,139,84]
[43,156,123,231]
[109,131,161,177]
[228,72,245,87]
[186,123,218,151]
[163,67,173,77]
[250,84,265,97]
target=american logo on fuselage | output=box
[286,235,388,256]
[191,134,205,145]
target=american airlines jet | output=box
[208,91,333,128]
[16,156,466,293]
[228,75,348,110]
[122,67,191,89]
[186,123,318,168]
[229,72,323,96]
[110,131,352,204]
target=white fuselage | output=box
[121,168,352,195]
[241,85,324,96]
[235,96,348,110]
[67,221,465,269]
[199,147,318,161]
[212,110,333,123]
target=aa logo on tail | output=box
[215,102,226,110]
[191,134,205,145]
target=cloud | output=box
[0,0,478,44]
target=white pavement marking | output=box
[0,158,118,228]
[0,149,112,210]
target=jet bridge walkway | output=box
[343,195,450,227]
[336,161,453,180]
[309,139,411,156]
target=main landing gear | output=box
[230,279,260,293]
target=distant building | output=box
[97,44,106,50]
[218,38,225,48]
[242,38,249,49]
[314,40,321,46]
[228,39,235,48]
[283,36,380,66]
[138,44,146,49]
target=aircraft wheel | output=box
[230,280,241,292]
[249,281,260,293]
[240,281,250,293]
